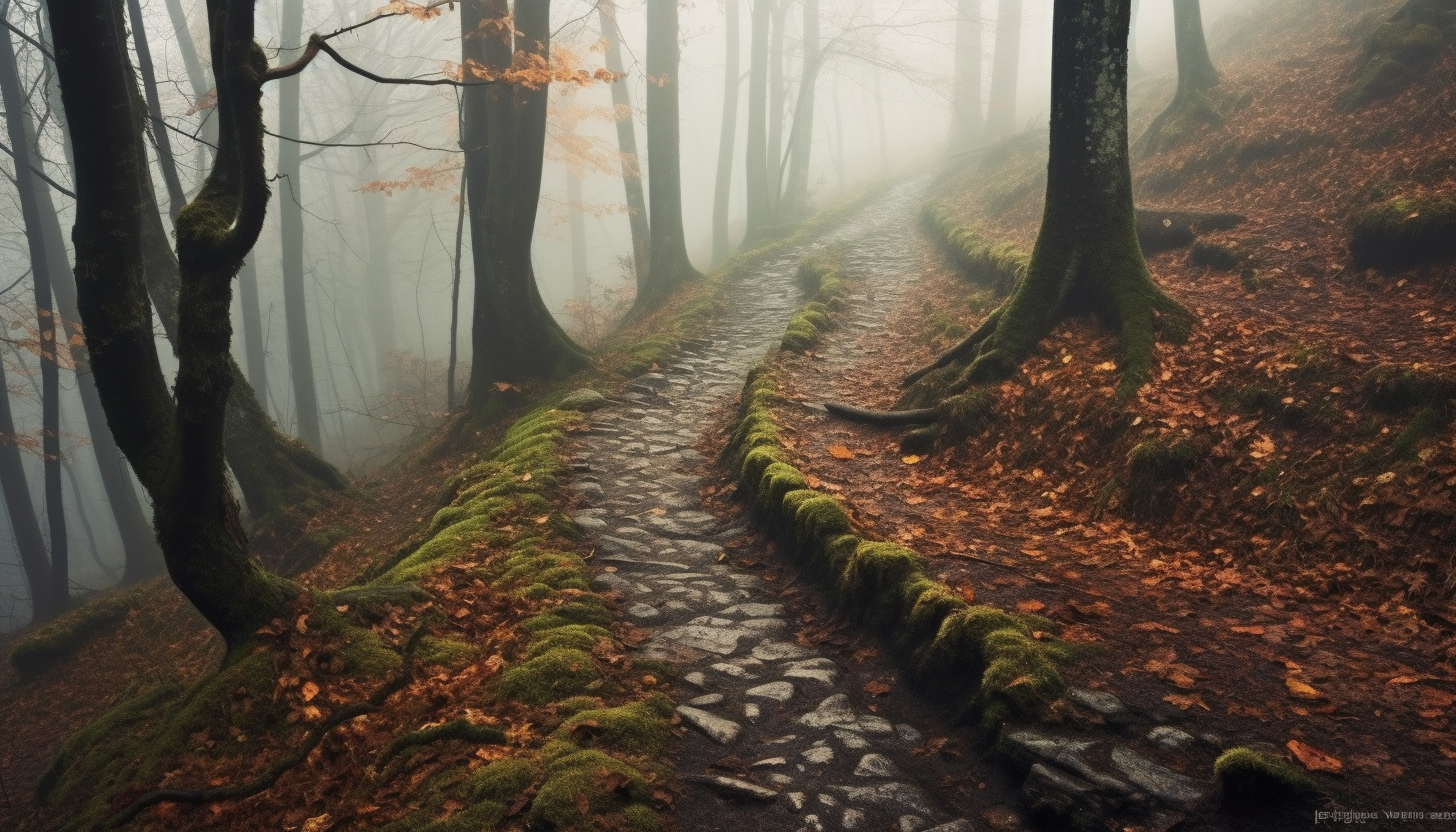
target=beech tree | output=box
[984,0,1022,142]
[712,0,742,266]
[743,0,773,244]
[895,0,1189,414]
[948,0,984,156]
[1136,0,1219,156]
[778,0,820,223]
[631,0,703,314]
[598,0,650,288]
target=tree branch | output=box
[0,138,75,198]
[265,35,495,88]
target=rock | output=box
[673,540,726,559]
[754,641,816,661]
[744,703,762,723]
[800,814,825,832]
[800,694,859,729]
[559,388,609,411]
[767,773,795,786]
[677,706,742,745]
[751,757,789,768]
[828,784,937,816]
[571,481,605,498]
[685,774,778,802]
[835,729,870,749]
[854,753,901,778]
[1023,763,1106,822]
[573,515,608,533]
[898,815,926,832]
[746,681,796,702]
[711,662,758,679]
[842,808,866,829]
[922,821,975,832]
[802,745,835,764]
[1002,729,1138,798]
[627,602,660,620]
[857,715,893,734]
[721,602,786,617]
[788,792,808,811]
[683,671,708,688]
[894,724,923,744]
[591,572,634,592]
[1109,747,1210,808]
[785,658,839,684]
[690,693,726,706]
[1068,688,1128,719]
[657,625,748,655]
[740,617,789,631]
[1147,726,1196,752]
[817,793,839,807]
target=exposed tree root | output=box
[822,402,939,426]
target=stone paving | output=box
[567,181,1232,831]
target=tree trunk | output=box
[598,0,650,290]
[874,73,889,175]
[985,0,1022,141]
[632,0,704,315]
[1135,0,1219,156]
[128,0,188,218]
[831,76,845,194]
[45,0,301,653]
[743,0,773,244]
[277,0,322,451]
[360,161,398,383]
[766,0,789,223]
[711,0,741,267]
[162,0,216,176]
[566,165,589,300]
[779,0,819,222]
[906,0,1188,404]
[0,352,53,623]
[1128,0,1143,76]
[948,0,984,155]
[237,257,269,405]
[447,168,466,410]
[462,0,589,411]
[0,21,67,618]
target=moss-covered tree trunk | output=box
[1136,0,1219,156]
[778,0,820,223]
[462,0,589,413]
[47,0,300,654]
[599,0,650,289]
[907,0,1188,404]
[948,0,984,156]
[631,0,704,315]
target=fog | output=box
[1,0,1253,627]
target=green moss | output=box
[937,389,995,445]
[553,696,674,756]
[467,757,536,802]
[838,542,922,622]
[739,445,788,486]
[1213,747,1320,806]
[1122,437,1203,520]
[378,718,507,768]
[522,600,612,633]
[789,491,852,548]
[1367,20,1445,64]
[9,583,150,674]
[1336,56,1414,112]
[496,647,601,705]
[530,748,654,829]
[1349,194,1456,269]
[525,624,613,658]
[1391,406,1446,460]
[1363,363,1456,412]
[980,629,1068,717]
[758,462,810,512]
[416,637,477,669]
[921,204,1028,297]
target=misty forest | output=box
[1,0,1455,828]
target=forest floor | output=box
[766,0,1456,823]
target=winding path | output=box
[569,181,996,832]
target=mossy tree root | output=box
[100,617,432,829]
[821,402,939,426]
[375,718,508,770]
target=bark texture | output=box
[743,0,773,244]
[1136,0,1220,156]
[985,0,1023,142]
[906,0,1189,406]
[779,0,820,223]
[712,0,742,266]
[599,0,650,288]
[948,0,984,155]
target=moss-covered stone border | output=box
[725,251,1070,731]
[920,203,1028,298]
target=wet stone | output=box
[1069,688,1128,718]
[1109,747,1209,807]
[788,792,807,811]
[800,694,858,729]
[686,775,778,802]
[1022,763,1104,823]
[828,784,937,817]
[721,602,786,617]
[657,625,747,655]
[573,515,608,533]
[842,808,866,829]
[898,816,926,832]
[746,681,796,702]
[711,662,758,679]
[683,672,708,688]
[854,753,900,778]
[803,746,835,764]
[740,617,789,631]
[835,730,871,750]
[691,694,726,706]
[752,757,789,768]
[627,603,661,620]
[895,724,923,745]
[754,641,816,661]
[677,706,742,745]
[1147,726,1196,752]
[745,703,762,723]
[923,821,975,832]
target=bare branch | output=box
[265,35,495,88]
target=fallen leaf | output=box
[301,681,320,702]
[1285,677,1324,700]
[1386,675,1422,685]
[863,680,891,696]
[1231,625,1265,635]
[902,455,923,465]
[1164,693,1209,710]
[1132,621,1180,634]
[1287,740,1343,773]
[1016,600,1046,614]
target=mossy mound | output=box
[922,204,1027,297]
[1121,437,1204,520]
[553,696,675,756]
[1338,1,1454,111]
[9,582,150,675]
[1213,747,1321,807]
[1348,194,1456,270]
[1190,240,1242,271]
[782,256,849,352]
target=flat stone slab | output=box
[627,602,660,620]
[657,625,748,655]
[854,753,900,778]
[828,783,937,816]
[746,681,796,702]
[802,745,835,764]
[1109,747,1210,807]
[720,602,786,617]
[753,640,815,661]
[1068,688,1128,718]
[800,694,859,729]
[685,775,778,801]
[1147,726,1196,752]
[677,706,741,745]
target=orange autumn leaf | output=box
[1285,676,1324,700]
[901,455,923,464]
[1016,600,1046,614]
[1131,621,1180,634]
[863,680,891,696]
[1164,692,1209,710]
[828,444,855,459]
[301,680,320,702]
[1287,740,1343,773]
[1231,625,1265,635]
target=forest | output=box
[1,0,1454,829]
